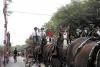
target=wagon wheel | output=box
[96,49,100,67]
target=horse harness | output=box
[88,39,100,67]
[73,37,92,60]
[73,37,100,66]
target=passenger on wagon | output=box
[32,27,40,45]
[40,28,46,42]
[40,28,47,51]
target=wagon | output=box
[24,46,34,67]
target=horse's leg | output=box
[44,57,49,67]
[43,56,45,63]
[44,56,50,67]
[49,56,52,67]
[35,54,40,67]
[42,50,46,64]
[34,54,37,63]
[36,54,39,63]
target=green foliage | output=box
[43,0,100,37]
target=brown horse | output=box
[66,37,100,67]
[33,45,41,62]
[42,37,57,67]
[56,30,70,67]
[32,36,48,64]
[25,36,41,64]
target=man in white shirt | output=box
[37,28,41,45]
[40,28,47,52]
[32,27,40,45]
[40,28,46,39]
[40,28,46,44]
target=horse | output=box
[32,36,48,65]
[23,36,44,67]
[33,44,41,63]
[25,35,41,64]
[24,45,35,67]
[66,37,100,67]
[56,30,69,67]
[42,36,57,67]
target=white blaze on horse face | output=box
[46,36,52,44]
[63,31,68,49]
[63,32,68,39]
[63,39,68,49]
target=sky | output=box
[0,0,71,46]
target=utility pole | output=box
[3,0,8,65]
[3,0,12,65]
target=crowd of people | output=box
[74,26,100,39]
[31,27,55,45]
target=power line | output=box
[0,9,53,16]
[11,10,52,16]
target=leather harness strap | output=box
[71,36,100,66]
[87,41,100,67]
[73,37,92,61]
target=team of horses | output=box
[25,29,100,67]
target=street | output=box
[5,56,45,67]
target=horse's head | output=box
[63,30,68,39]
[46,36,53,45]
[41,37,47,45]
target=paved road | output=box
[5,56,67,67]
[5,56,45,67]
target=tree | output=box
[42,0,100,38]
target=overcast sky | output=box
[0,0,71,46]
